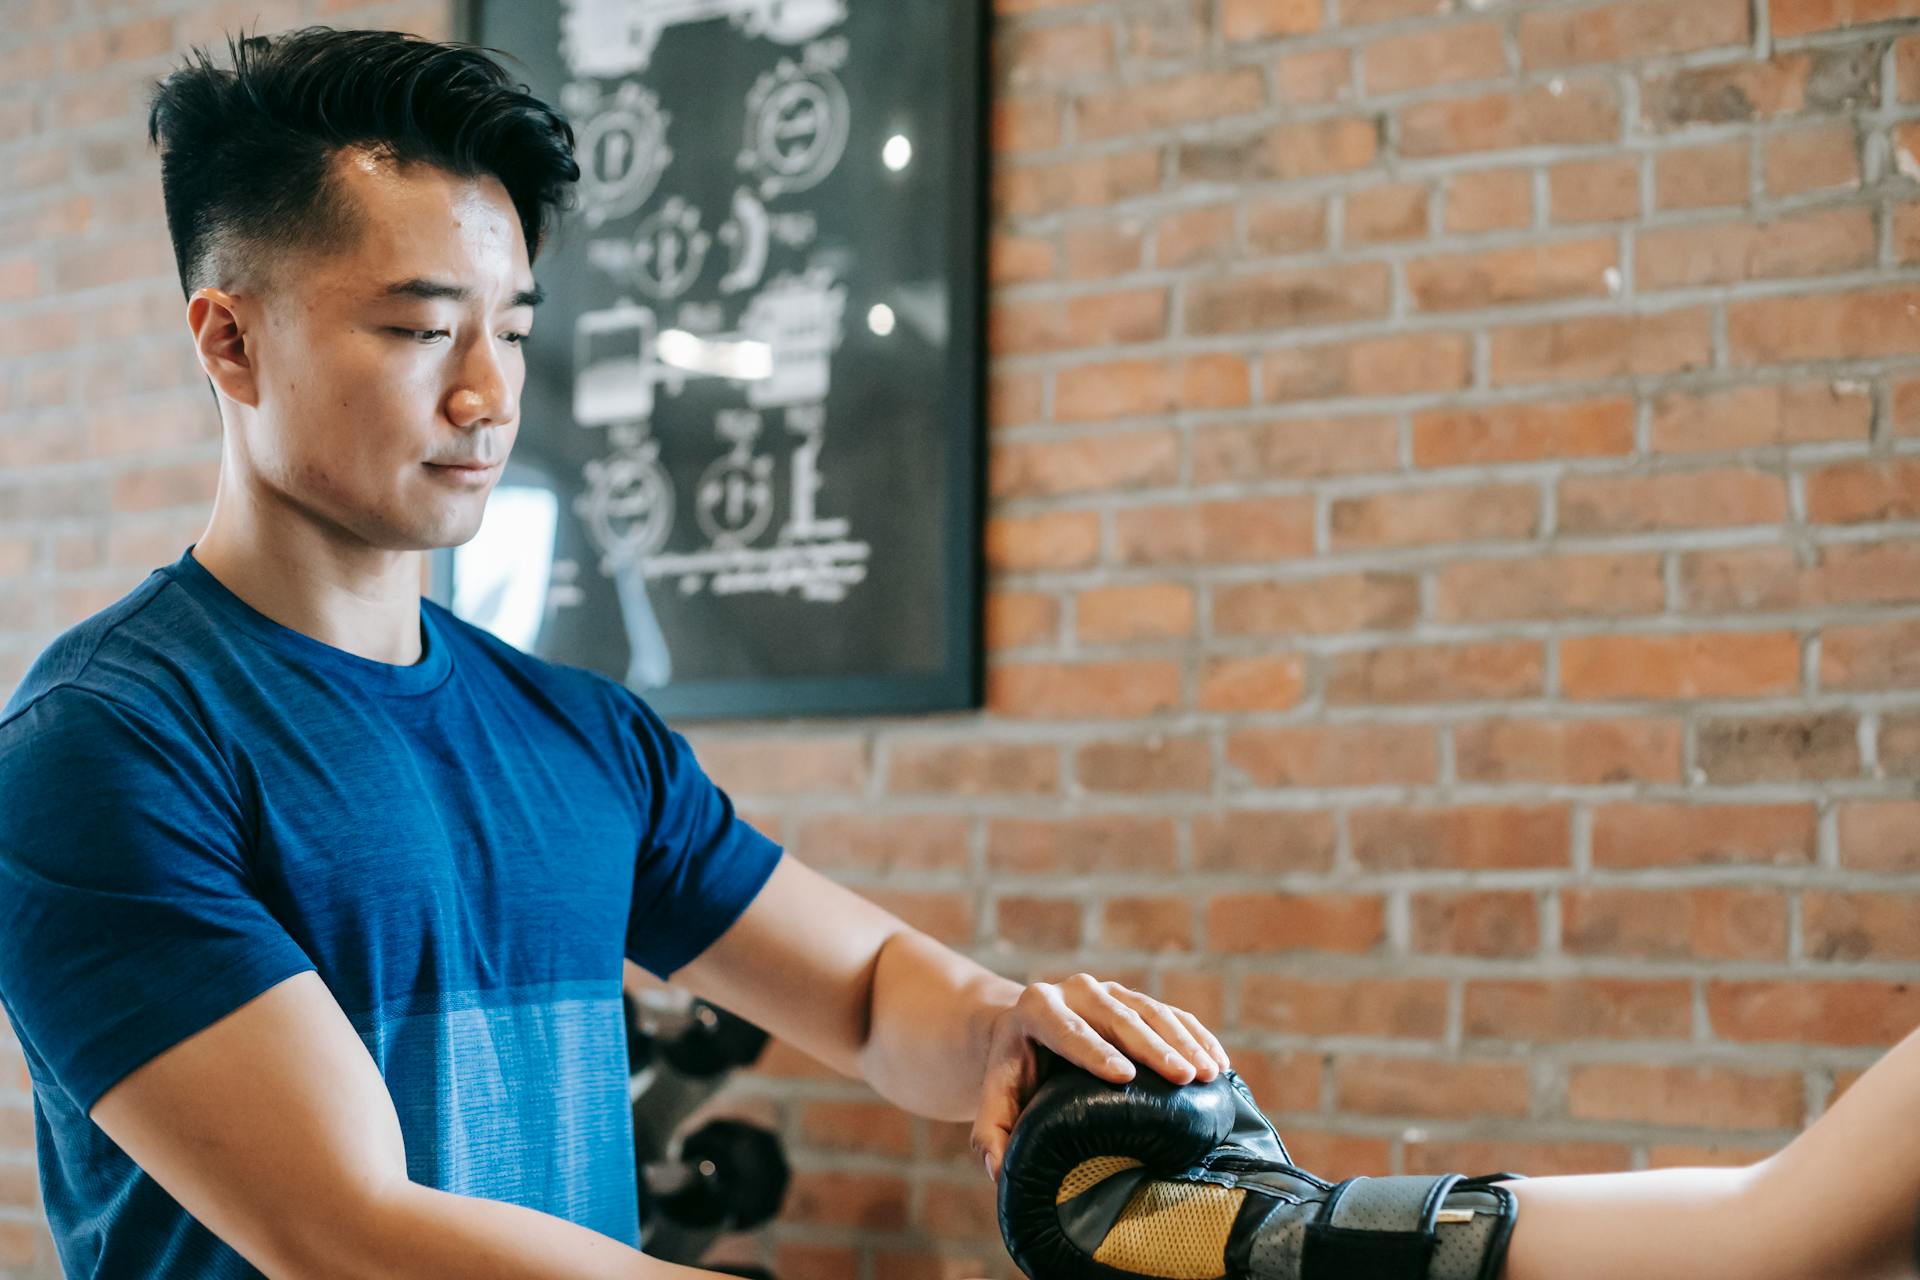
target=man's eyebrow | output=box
[377,278,545,308]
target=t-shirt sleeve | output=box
[613,687,784,980]
[0,687,317,1117]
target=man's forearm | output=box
[323,1180,735,1280]
[855,928,1022,1123]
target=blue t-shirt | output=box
[0,545,784,1278]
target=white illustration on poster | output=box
[695,409,776,548]
[573,300,680,426]
[739,40,849,199]
[559,0,848,79]
[560,81,673,229]
[738,266,845,408]
[611,196,711,300]
[717,187,769,294]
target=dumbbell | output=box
[640,1118,790,1265]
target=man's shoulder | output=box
[1,567,192,733]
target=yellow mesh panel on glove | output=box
[1056,1157,1246,1280]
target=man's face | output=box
[227,149,539,551]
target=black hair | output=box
[146,25,579,301]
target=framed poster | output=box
[431,0,988,720]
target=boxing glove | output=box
[998,1063,1520,1280]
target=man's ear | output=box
[187,287,259,409]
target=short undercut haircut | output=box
[146,25,580,301]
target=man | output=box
[0,27,1229,1280]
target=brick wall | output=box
[5,1,1920,1278]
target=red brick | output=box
[1399,79,1621,157]
[999,22,1115,87]
[1242,975,1449,1039]
[1637,208,1875,290]
[1562,630,1801,700]
[1225,1049,1323,1115]
[1805,892,1920,962]
[1900,34,1920,101]
[1208,893,1385,954]
[1328,640,1546,705]
[1114,497,1315,565]
[1197,654,1309,712]
[888,741,1059,796]
[1343,182,1429,245]
[1245,197,1329,255]
[984,512,1100,572]
[1550,156,1641,223]
[995,896,1083,950]
[789,814,970,875]
[60,14,173,73]
[1329,483,1540,549]
[1805,459,1920,524]
[1443,168,1533,235]
[112,459,219,513]
[1409,238,1617,312]
[988,816,1177,876]
[990,287,1167,354]
[1462,979,1693,1041]
[993,147,1162,218]
[1340,0,1457,21]
[1642,53,1867,131]
[1177,117,1378,183]
[801,1099,916,1158]
[1839,800,1920,871]
[1697,711,1860,783]
[1192,415,1398,482]
[1227,724,1439,789]
[1214,572,1420,637]
[1224,0,1320,40]
[1351,805,1572,871]
[1679,542,1920,612]
[1652,380,1870,452]
[1731,286,1920,365]
[1521,0,1748,67]
[1185,262,1390,334]
[1412,890,1540,958]
[992,97,1062,153]
[989,234,1055,286]
[1709,980,1920,1046]
[1416,397,1634,467]
[1101,896,1195,951]
[1075,734,1211,792]
[1154,203,1237,268]
[1557,469,1788,534]
[1491,308,1712,385]
[1075,582,1194,644]
[1055,354,1251,421]
[985,590,1058,651]
[1567,1065,1802,1130]
[1193,810,1338,874]
[1821,619,1920,690]
[1064,223,1144,278]
[1075,68,1267,142]
[1766,122,1860,195]
[1408,1141,1631,1177]
[1263,331,1474,401]
[1363,22,1506,95]
[1455,716,1683,784]
[1434,552,1664,622]
[1772,0,1920,35]
[1656,140,1753,213]
[691,737,866,796]
[990,431,1178,500]
[986,660,1182,719]
[1337,1058,1529,1119]
[783,1170,909,1230]
[1591,803,1817,868]
[988,370,1045,428]
[1274,47,1354,105]
[1563,887,1788,961]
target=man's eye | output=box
[503,332,532,347]
[393,328,448,343]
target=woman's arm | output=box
[1500,1022,1920,1280]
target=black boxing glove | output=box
[998,1063,1520,1280]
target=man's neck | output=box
[192,513,429,668]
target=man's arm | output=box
[670,854,1019,1122]
[89,970,737,1279]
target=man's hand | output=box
[969,972,1231,1184]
